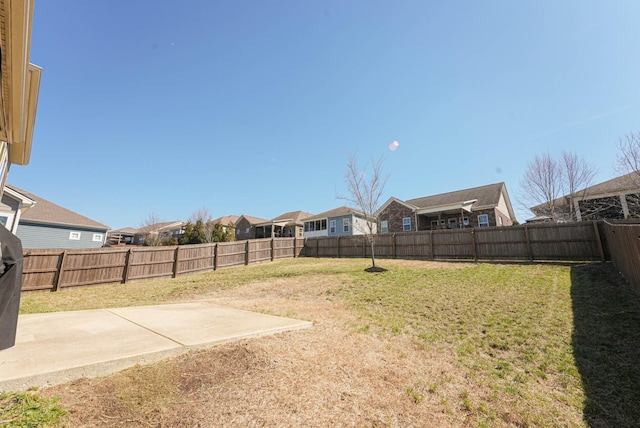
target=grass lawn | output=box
[14,258,640,427]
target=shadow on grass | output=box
[571,263,640,427]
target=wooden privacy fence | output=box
[602,220,640,295]
[21,238,305,292]
[304,222,606,262]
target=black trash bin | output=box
[0,225,23,351]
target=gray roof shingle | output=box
[7,185,110,230]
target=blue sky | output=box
[11,0,640,229]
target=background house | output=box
[529,172,640,222]
[377,182,516,233]
[255,211,312,238]
[235,215,270,240]
[212,215,239,233]
[106,227,138,245]
[135,221,185,245]
[7,185,109,249]
[303,206,376,238]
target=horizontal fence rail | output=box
[21,238,305,292]
[304,222,607,262]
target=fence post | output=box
[173,246,181,278]
[245,240,250,265]
[293,237,297,258]
[54,250,68,292]
[123,248,133,283]
[470,229,477,261]
[213,243,218,270]
[271,238,275,261]
[524,224,533,262]
[337,236,341,258]
[429,231,434,260]
[392,233,397,259]
[316,238,319,258]
[592,220,605,262]
[362,237,366,258]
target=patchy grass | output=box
[0,391,66,427]
[11,258,640,426]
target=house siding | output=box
[17,222,107,249]
[235,217,256,241]
[327,215,375,236]
[377,200,415,233]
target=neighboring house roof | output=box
[375,197,418,215]
[108,227,138,235]
[407,182,506,210]
[213,215,239,226]
[530,172,640,213]
[237,214,270,225]
[6,185,110,230]
[138,221,185,234]
[304,206,366,222]
[267,210,313,226]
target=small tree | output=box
[562,150,597,221]
[340,153,388,270]
[520,153,563,221]
[139,213,165,246]
[520,151,596,221]
[616,130,640,183]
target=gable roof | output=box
[109,227,138,235]
[375,197,418,216]
[407,182,506,209]
[137,221,185,234]
[7,185,110,230]
[271,210,313,224]
[237,214,270,225]
[212,215,239,226]
[304,206,366,222]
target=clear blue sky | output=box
[10,0,640,229]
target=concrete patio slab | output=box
[0,302,312,391]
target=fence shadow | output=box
[571,263,640,426]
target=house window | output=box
[0,216,8,227]
[69,232,81,240]
[460,217,470,226]
[245,228,250,233]
[403,217,411,231]
[478,214,489,227]
[431,220,439,230]
[92,234,103,242]
[381,220,388,234]
[498,216,503,226]
[448,218,457,228]
[329,220,336,234]
[343,218,350,233]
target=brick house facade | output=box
[377,183,516,233]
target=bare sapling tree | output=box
[189,206,216,243]
[521,151,597,222]
[562,151,597,221]
[139,212,165,246]
[521,153,563,221]
[340,153,388,270]
[616,130,640,184]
